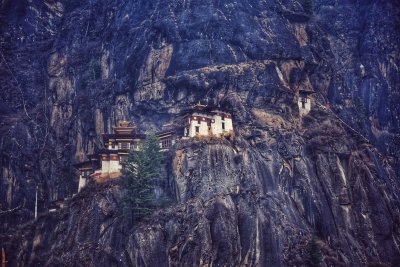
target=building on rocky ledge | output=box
[74,121,145,192]
[100,121,146,177]
[298,89,315,116]
[156,123,181,152]
[181,104,234,138]
[75,108,235,192]
[75,154,100,192]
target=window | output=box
[162,139,172,148]
[197,120,201,124]
[185,128,189,136]
[132,141,139,150]
[221,115,225,121]
[195,126,200,133]
[120,142,129,149]
[222,122,225,130]
[302,101,306,108]
[300,93,308,103]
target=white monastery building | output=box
[75,121,145,192]
[183,105,234,138]
[75,105,235,192]
[298,89,315,116]
[99,121,145,177]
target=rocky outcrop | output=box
[1,0,400,266]
[3,132,400,266]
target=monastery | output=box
[182,104,234,138]
[297,89,314,116]
[74,121,146,192]
[75,105,235,192]
[75,92,313,192]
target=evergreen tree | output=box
[305,236,322,267]
[121,133,162,223]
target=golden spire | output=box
[193,101,207,108]
[119,120,130,127]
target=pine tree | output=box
[305,236,322,267]
[142,133,163,177]
[121,133,162,223]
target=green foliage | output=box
[121,133,162,223]
[305,236,322,267]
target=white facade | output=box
[77,167,94,192]
[101,154,123,176]
[109,155,121,173]
[98,140,141,178]
[78,175,86,192]
[298,93,312,116]
[189,113,210,137]
[101,157,110,173]
[212,113,233,135]
[184,111,234,138]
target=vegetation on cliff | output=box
[121,133,162,223]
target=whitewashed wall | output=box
[109,156,120,173]
[101,158,110,173]
[78,176,86,192]
[298,98,311,116]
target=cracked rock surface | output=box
[0,0,400,266]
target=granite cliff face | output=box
[1,0,400,266]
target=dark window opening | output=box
[195,126,200,133]
[120,142,129,149]
[162,139,172,148]
[222,122,225,130]
[222,116,225,121]
[300,92,308,103]
[302,101,306,108]
[197,120,201,124]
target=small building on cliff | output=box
[75,108,234,192]
[75,121,145,191]
[99,121,146,177]
[182,104,234,138]
[156,123,181,152]
[298,89,315,116]
[75,154,100,192]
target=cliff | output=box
[0,0,400,266]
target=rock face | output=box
[1,0,400,266]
